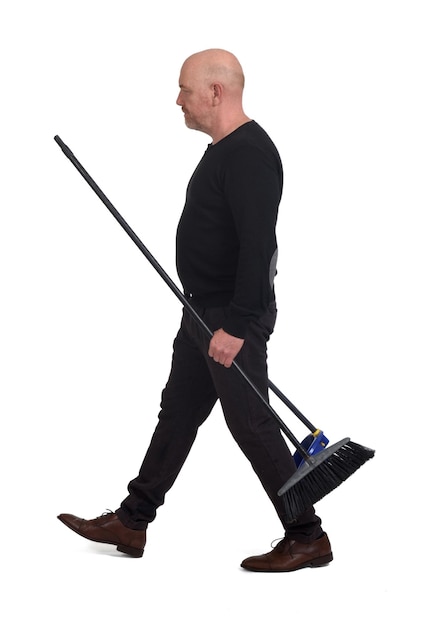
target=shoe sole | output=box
[57,515,144,558]
[241,552,333,572]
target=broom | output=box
[54,135,375,519]
[267,381,374,519]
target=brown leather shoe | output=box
[240,533,333,572]
[57,511,146,557]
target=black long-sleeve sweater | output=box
[176,120,283,338]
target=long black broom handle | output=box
[267,380,316,432]
[54,135,313,459]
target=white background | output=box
[1,1,443,623]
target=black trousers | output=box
[117,303,322,542]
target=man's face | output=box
[176,61,214,135]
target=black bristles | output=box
[278,439,375,521]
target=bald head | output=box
[182,49,245,93]
[177,49,250,143]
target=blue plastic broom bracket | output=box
[293,430,330,468]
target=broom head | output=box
[278,438,375,521]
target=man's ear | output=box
[212,82,223,104]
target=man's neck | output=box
[210,115,252,144]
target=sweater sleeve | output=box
[222,144,282,338]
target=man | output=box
[58,49,333,572]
